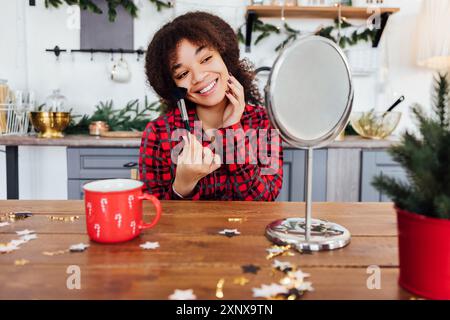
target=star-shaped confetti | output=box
[233,276,250,286]
[0,222,10,228]
[218,228,241,238]
[0,244,19,254]
[280,272,313,291]
[168,289,197,300]
[9,239,27,247]
[69,243,90,252]
[252,283,288,298]
[242,264,261,274]
[272,259,293,273]
[139,241,160,250]
[288,270,311,282]
[16,229,35,236]
[20,234,37,242]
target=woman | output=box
[139,11,283,200]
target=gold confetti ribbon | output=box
[46,215,80,222]
[14,259,29,266]
[266,244,293,260]
[43,249,69,256]
[0,211,33,222]
[216,278,225,299]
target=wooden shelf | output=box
[247,5,400,19]
[244,5,400,51]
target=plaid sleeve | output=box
[218,119,283,201]
[139,121,202,200]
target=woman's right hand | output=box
[173,133,221,197]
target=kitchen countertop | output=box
[0,200,411,299]
[0,134,399,149]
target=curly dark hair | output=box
[145,11,263,111]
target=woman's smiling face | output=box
[171,39,229,107]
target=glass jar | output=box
[44,89,68,112]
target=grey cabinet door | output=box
[67,147,139,179]
[67,147,139,200]
[361,150,407,202]
[276,149,327,202]
[68,179,96,200]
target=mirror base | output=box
[265,217,351,252]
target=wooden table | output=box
[0,201,411,300]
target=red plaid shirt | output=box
[139,104,283,201]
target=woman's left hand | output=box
[221,73,245,128]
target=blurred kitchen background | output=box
[0,0,447,200]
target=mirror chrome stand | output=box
[266,147,351,252]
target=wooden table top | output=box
[0,200,411,300]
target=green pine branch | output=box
[45,0,171,22]
[237,16,377,52]
[372,73,450,220]
[66,97,167,134]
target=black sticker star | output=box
[242,264,261,274]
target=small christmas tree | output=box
[372,73,450,220]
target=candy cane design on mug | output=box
[128,195,134,209]
[100,198,108,214]
[94,223,101,238]
[130,220,136,235]
[86,202,92,217]
[115,213,122,228]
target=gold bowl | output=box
[350,111,401,139]
[29,112,71,138]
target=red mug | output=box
[83,179,161,243]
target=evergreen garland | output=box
[44,0,171,22]
[237,17,378,52]
[372,73,450,220]
[65,97,167,134]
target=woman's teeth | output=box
[198,79,217,94]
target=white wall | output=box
[0,0,438,199]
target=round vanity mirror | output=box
[264,35,353,251]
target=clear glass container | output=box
[44,89,68,112]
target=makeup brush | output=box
[172,86,191,133]
[172,86,192,146]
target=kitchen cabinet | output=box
[361,150,407,202]
[276,149,327,202]
[2,134,401,201]
[67,147,139,199]
[66,146,328,201]
[67,147,408,202]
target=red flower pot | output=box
[396,206,450,299]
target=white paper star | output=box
[252,283,288,298]
[20,234,37,242]
[288,270,311,282]
[272,259,293,272]
[0,222,10,228]
[69,243,90,252]
[169,289,197,300]
[9,239,27,247]
[140,241,160,250]
[0,244,19,254]
[296,281,314,292]
[16,229,35,236]
[218,229,241,237]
